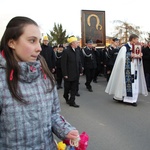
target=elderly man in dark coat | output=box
[61,36,83,107]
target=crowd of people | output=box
[40,33,150,108]
[0,16,149,149]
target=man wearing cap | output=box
[40,36,56,73]
[61,36,83,107]
[105,38,120,81]
[82,39,97,92]
[55,44,64,89]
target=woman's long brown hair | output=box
[0,16,55,104]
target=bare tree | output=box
[145,32,150,42]
[112,20,143,43]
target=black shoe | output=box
[75,93,80,96]
[63,95,69,104]
[113,98,123,102]
[57,85,63,89]
[69,103,80,108]
[113,98,118,101]
[57,86,60,89]
[88,88,93,92]
[93,80,97,83]
[57,86,61,89]
[132,103,137,107]
[66,100,70,104]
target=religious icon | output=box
[134,44,141,56]
[87,14,102,30]
[81,10,106,47]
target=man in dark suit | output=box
[82,39,97,92]
[142,41,150,92]
[61,36,83,107]
[40,36,56,73]
[55,44,64,89]
[105,38,120,82]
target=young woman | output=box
[0,16,79,149]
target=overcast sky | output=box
[0,0,149,39]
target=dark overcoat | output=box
[61,45,82,81]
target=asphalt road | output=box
[57,75,150,150]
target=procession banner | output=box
[81,10,106,47]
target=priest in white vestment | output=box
[105,34,148,106]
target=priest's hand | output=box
[131,53,142,59]
[64,76,68,79]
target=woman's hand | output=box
[66,130,79,140]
